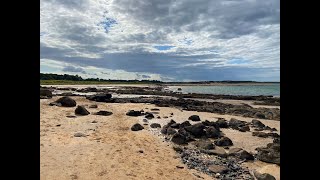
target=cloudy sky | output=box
[40,0,280,82]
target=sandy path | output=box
[41,96,280,180]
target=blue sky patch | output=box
[98,18,117,33]
[228,58,249,64]
[154,45,175,51]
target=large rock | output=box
[205,126,221,138]
[228,118,247,130]
[184,123,206,137]
[167,127,177,135]
[94,110,112,116]
[239,125,250,132]
[75,106,90,115]
[131,123,144,131]
[193,140,215,150]
[180,121,191,128]
[150,123,161,128]
[214,137,233,146]
[256,142,280,165]
[170,123,180,129]
[253,171,276,180]
[253,132,280,138]
[53,96,77,107]
[171,133,188,145]
[126,110,142,116]
[145,113,154,119]
[202,120,216,127]
[216,118,228,128]
[40,88,52,99]
[188,115,201,121]
[254,112,266,119]
[252,119,266,128]
[86,94,112,102]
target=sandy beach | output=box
[40,92,280,180]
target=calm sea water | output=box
[168,84,280,96]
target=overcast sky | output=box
[40,0,280,82]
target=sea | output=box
[168,84,280,97]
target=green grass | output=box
[40,80,157,85]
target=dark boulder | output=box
[179,121,191,128]
[252,119,266,128]
[145,113,154,119]
[94,110,112,116]
[214,137,233,146]
[253,171,276,180]
[188,115,201,121]
[228,118,246,130]
[86,94,112,102]
[126,110,142,116]
[54,96,77,107]
[161,124,170,134]
[40,88,52,99]
[75,106,90,115]
[170,123,180,129]
[131,123,144,131]
[184,123,206,137]
[256,142,280,165]
[171,133,188,145]
[216,118,228,128]
[239,125,250,132]
[167,127,177,135]
[252,132,269,138]
[193,140,215,150]
[205,126,221,138]
[254,112,266,119]
[202,120,216,127]
[150,123,161,128]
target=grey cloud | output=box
[62,66,86,74]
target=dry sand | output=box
[40,96,280,180]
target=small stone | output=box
[138,150,144,153]
[163,116,168,118]
[188,115,201,121]
[91,120,98,123]
[131,123,144,131]
[150,123,161,128]
[56,124,61,127]
[66,115,76,118]
[253,171,276,180]
[170,113,174,115]
[74,132,86,137]
[94,111,113,116]
[150,108,160,111]
[75,106,90,116]
[143,119,148,122]
[176,165,184,169]
[145,113,154,119]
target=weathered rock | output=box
[172,145,183,153]
[94,110,112,116]
[214,137,233,146]
[145,113,154,119]
[208,165,229,174]
[126,110,142,116]
[253,171,276,180]
[40,88,52,99]
[205,126,221,138]
[171,133,188,145]
[86,94,112,102]
[252,119,266,128]
[202,120,216,127]
[150,123,161,128]
[254,112,266,119]
[188,115,201,121]
[228,118,246,130]
[238,150,254,161]
[150,108,160,111]
[131,123,144,131]
[180,121,191,128]
[170,123,180,129]
[89,104,98,108]
[239,125,250,132]
[216,118,228,128]
[75,106,90,115]
[167,127,177,135]
[256,142,280,165]
[228,148,243,155]
[193,140,215,150]
[54,96,77,107]
[184,123,206,137]
[253,132,280,138]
